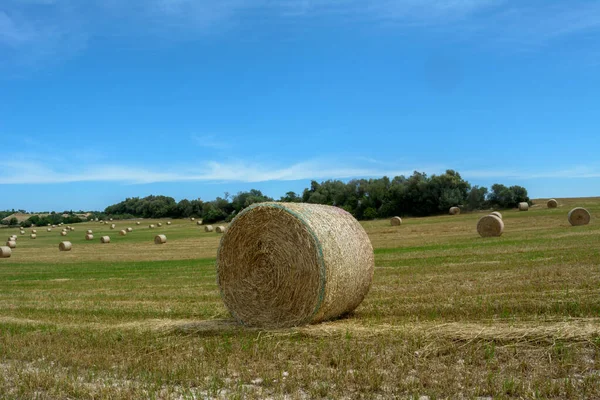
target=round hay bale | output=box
[8,236,16,241]
[87,230,93,234]
[477,215,504,237]
[31,229,37,234]
[216,226,226,233]
[47,224,51,227]
[59,241,72,252]
[204,225,214,232]
[6,241,16,249]
[149,224,155,229]
[110,224,116,229]
[449,207,461,215]
[167,221,171,225]
[126,227,133,232]
[490,211,502,219]
[47,228,52,232]
[109,218,113,221]
[30,234,37,239]
[197,221,202,226]
[217,202,374,328]
[119,230,127,236]
[70,227,75,231]
[61,231,67,237]
[191,217,195,221]
[136,221,141,225]
[547,199,558,208]
[157,223,162,227]
[101,236,110,244]
[518,202,529,211]
[52,225,56,228]
[390,216,402,226]
[154,234,167,244]
[85,234,94,241]
[0,246,12,258]
[568,207,591,226]
[20,231,25,235]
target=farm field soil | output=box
[1,198,599,399]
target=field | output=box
[1,198,599,399]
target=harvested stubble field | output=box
[1,198,599,399]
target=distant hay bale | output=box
[518,202,529,211]
[47,228,52,232]
[157,223,162,227]
[490,211,503,219]
[191,217,195,221]
[101,236,110,244]
[477,215,504,237]
[0,246,12,258]
[31,229,37,234]
[119,230,127,236]
[59,241,72,252]
[136,222,141,225]
[204,225,214,232]
[20,230,25,235]
[154,234,167,244]
[85,234,94,241]
[547,199,558,208]
[61,231,68,236]
[87,230,93,234]
[126,227,133,232]
[568,207,591,226]
[217,202,374,328]
[449,207,460,215]
[52,225,56,228]
[110,224,116,229]
[216,226,226,233]
[149,224,155,229]
[30,234,37,239]
[167,221,171,225]
[390,216,402,226]
[70,227,75,231]
[197,221,202,226]
[8,236,17,241]
[109,218,113,221]
[6,241,16,249]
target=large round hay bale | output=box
[547,199,558,208]
[59,241,72,252]
[20,230,25,235]
[101,236,110,244]
[47,228,52,232]
[119,230,127,236]
[449,207,461,215]
[149,224,155,229]
[217,202,374,328]
[70,227,75,231]
[477,215,504,237]
[61,231,67,237]
[6,241,16,249]
[204,225,214,232]
[31,229,37,234]
[85,234,94,241]
[126,227,133,232]
[136,221,141,225]
[87,230,93,234]
[197,221,202,226]
[157,223,162,227]
[8,236,16,241]
[154,234,167,244]
[30,234,37,239]
[190,217,195,221]
[110,224,116,229]
[0,246,12,258]
[490,211,502,219]
[518,202,529,211]
[568,207,591,226]
[216,225,226,233]
[390,216,402,226]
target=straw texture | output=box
[477,215,504,237]
[490,211,502,219]
[110,224,116,229]
[87,230,93,234]
[390,216,402,226]
[568,207,591,226]
[59,241,72,252]
[101,236,110,244]
[204,225,214,232]
[120,230,127,236]
[85,234,94,241]
[6,241,16,249]
[154,234,167,244]
[547,199,558,208]
[216,226,226,233]
[0,246,11,258]
[449,207,460,215]
[217,202,374,328]
[518,202,529,211]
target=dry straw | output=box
[59,241,72,252]
[126,227,133,232]
[85,234,94,241]
[70,227,75,231]
[518,202,529,211]
[568,207,591,226]
[216,226,226,233]
[217,202,375,328]
[547,199,558,208]
[31,229,37,234]
[101,236,110,244]
[167,221,171,225]
[6,241,16,249]
[154,234,167,244]
[449,207,461,215]
[490,211,503,219]
[30,234,37,239]
[149,224,155,229]
[87,230,93,234]
[119,230,127,236]
[61,232,67,237]
[390,216,402,226]
[20,230,25,235]
[157,223,162,227]
[204,225,214,232]
[0,246,11,258]
[477,215,504,237]
[47,228,52,232]
[191,218,195,221]
[136,222,141,225]
[197,221,203,226]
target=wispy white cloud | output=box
[191,134,231,150]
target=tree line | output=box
[100,170,530,223]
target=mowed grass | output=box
[1,199,599,399]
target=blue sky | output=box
[1,0,600,212]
